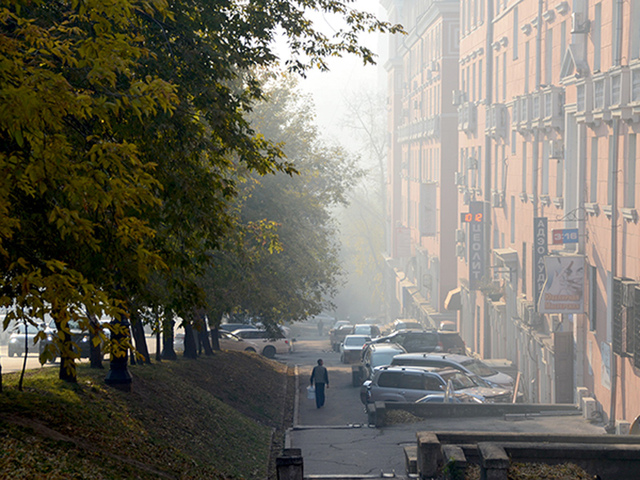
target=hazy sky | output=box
[290,2,389,147]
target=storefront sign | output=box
[468,201,485,290]
[551,228,579,245]
[533,217,548,310]
[539,255,585,313]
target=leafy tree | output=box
[201,77,362,334]
[0,0,402,381]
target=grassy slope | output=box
[0,351,293,479]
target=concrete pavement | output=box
[284,320,608,479]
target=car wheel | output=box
[262,345,276,359]
[244,347,256,353]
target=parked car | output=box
[329,324,354,351]
[7,323,44,357]
[353,342,407,386]
[369,329,442,353]
[352,324,381,338]
[219,323,258,332]
[215,330,261,353]
[39,319,91,361]
[232,328,292,358]
[437,331,466,354]
[390,352,515,390]
[360,365,512,405]
[416,392,484,404]
[391,319,425,331]
[340,334,371,364]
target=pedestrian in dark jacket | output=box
[310,358,329,408]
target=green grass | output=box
[0,351,293,479]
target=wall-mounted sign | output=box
[551,228,579,245]
[533,217,548,310]
[538,256,585,313]
[460,212,484,223]
[468,202,485,290]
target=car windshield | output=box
[344,336,369,347]
[461,359,498,376]
[440,371,477,389]
[372,350,402,368]
[13,324,40,335]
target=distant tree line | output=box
[0,0,402,384]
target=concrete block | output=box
[276,450,303,480]
[417,432,443,479]
[616,420,631,435]
[576,387,589,406]
[582,397,597,420]
[374,401,386,427]
[478,442,509,480]
[442,445,467,479]
[404,445,418,475]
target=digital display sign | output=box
[460,212,484,223]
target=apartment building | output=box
[383,0,640,431]
[382,0,460,328]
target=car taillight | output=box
[285,340,289,344]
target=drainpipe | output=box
[607,0,624,433]
[533,0,543,219]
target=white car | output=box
[340,334,371,364]
[232,328,293,358]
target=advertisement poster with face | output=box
[539,256,585,314]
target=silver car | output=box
[360,365,512,405]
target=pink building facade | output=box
[383,0,640,430]
[382,0,460,328]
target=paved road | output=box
[285,320,608,479]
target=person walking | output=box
[310,358,329,408]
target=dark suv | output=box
[369,329,442,353]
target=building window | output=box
[525,41,530,93]
[472,62,476,102]
[625,134,637,208]
[613,0,622,66]
[588,265,597,330]
[513,7,519,60]
[502,52,507,101]
[511,130,517,155]
[522,242,527,295]
[577,84,586,111]
[522,141,528,193]
[608,135,615,205]
[560,21,566,80]
[594,79,605,109]
[556,152,564,198]
[542,140,549,196]
[510,195,515,244]
[478,59,483,102]
[632,4,640,60]
[477,146,483,191]
[593,3,602,72]
[495,55,500,101]
[590,137,599,203]
[545,28,553,85]
[632,69,640,102]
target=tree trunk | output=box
[131,317,150,364]
[51,308,77,383]
[196,310,214,356]
[104,317,132,391]
[161,313,177,360]
[211,326,221,351]
[183,322,198,359]
[88,312,104,369]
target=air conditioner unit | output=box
[549,139,564,159]
[571,12,590,34]
[462,190,471,205]
[454,172,466,186]
[456,244,466,257]
[452,90,465,106]
[491,191,505,208]
[455,229,466,243]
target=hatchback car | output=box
[360,365,511,405]
[340,334,371,364]
[232,328,292,358]
[7,323,44,357]
[390,352,515,389]
[370,329,442,353]
[215,330,261,353]
[352,324,381,338]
